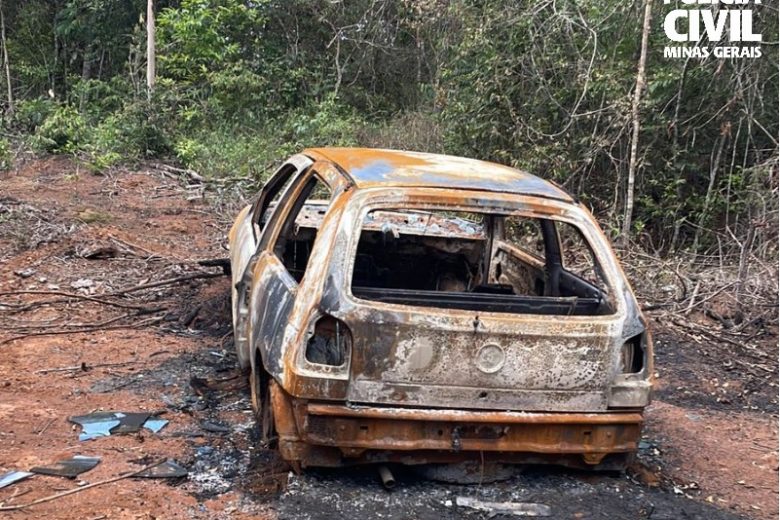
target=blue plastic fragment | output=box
[69,412,122,441]
[69,412,169,440]
[142,418,169,433]
[0,471,33,489]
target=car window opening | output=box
[274,175,333,282]
[350,209,613,316]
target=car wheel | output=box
[250,353,275,445]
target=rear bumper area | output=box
[271,383,644,469]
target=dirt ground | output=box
[0,157,777,519]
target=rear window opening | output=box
[350,209,613,316]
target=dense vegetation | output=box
[0,0,777,257]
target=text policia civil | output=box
[662,0,763,59]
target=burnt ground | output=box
[0,157,777,520]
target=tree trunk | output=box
[620,0,653,248]
[146,0,155,100]
[692,132,727,251]
[0,0,13,115]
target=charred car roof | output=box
[304,148,574,202]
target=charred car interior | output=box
[351,208,613,316]
[228,148,653,473]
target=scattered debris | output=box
[70,412,121,441]
[13,268,35,279]
[70,278,95,290]
[200,421,231,434]
[143,418,169,433]
[77,243,119,260]
[0,471,33,490]
[455,496,552,517]
[30,456,101,478]
[132,460,187,479]
[110,412,152,434]
[69,412,167,440]
[189,373,246,395]
[0,461,165,512]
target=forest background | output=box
[0,0,777,303]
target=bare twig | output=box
[0,460,165,511]
[0,290,161,311]
[0,315,163,347]
[0,271,222,314]
[35,361,138,374]
[152,162,205,183]
[105,272,224,297]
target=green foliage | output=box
[32,105,89,153]
[11,98,58,133]
[157,0,267,83]
[90,101,171,158]
[69,77,132,120]
[175,131,277,180]
[1,0,777,254]
[287,99,362,149]
[175,99,364,180]
[0,139,12,171]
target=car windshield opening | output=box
[350,208,613,316]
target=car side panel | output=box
[249,253,298,380]
[228,205,256,368]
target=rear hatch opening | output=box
[350,208,614,316]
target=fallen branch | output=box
[0,315,163,347]
[36,418,55,436]
[0,460,165,511]
[195,257,231,275]
[670,318,773,364]
[0,271,223,313]
[35,361,138,374]
[108,236,168,260]
[104,272,224,297]
[152,162,205,183]
[0,290,162,311]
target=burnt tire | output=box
[250,353,276,446]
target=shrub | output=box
[96,102,170,156]
[174,131,288,181]
[0,138,12,171]
[355,111,444,153]
[285,98,362,148]
[69,77,132,121]
[11,97,57,133]
[31,105,88,153]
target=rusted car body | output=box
[228,148,652,471]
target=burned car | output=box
[228,148,652,471]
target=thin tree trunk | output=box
[669,56,691,252]
[692,132,727,251]
[737,221,756,298]
[620,0,653,247]
[0,0,13,115]
[146,0,155,100]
